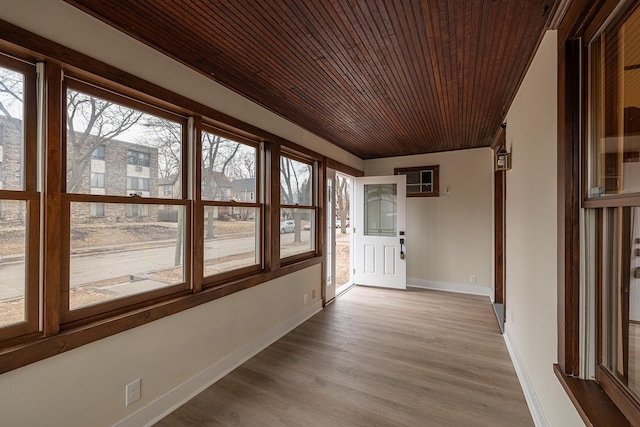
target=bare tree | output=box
[0,77,147,194]
[280,157,311,243]
[202,132,241,239]
[336,175,350,234]
[66,90,144,193]
[142,118,184,266]
[143,118,182,180]
[0,68,23,125]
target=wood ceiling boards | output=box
[64,0,555,159]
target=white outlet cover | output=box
[126,378,141,406]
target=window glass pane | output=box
[203,206,259,277]
[335,173,353,286]
[66,88,182,198]
[395,166,438,196]
[90,203,104,217]
[201,131,256,202]
[91,145,105,160]
[601,206,640,400]
[421,170,433,184]
[589,6,640,196]
[69,202,185,310]
[90,172,104,188]
[280,156,312,205]
[364,184,397,236]
[405,171,420,185]
[0,66,26,191]
[0,200,26,327]
[280,208,314,258]
[407,184,422,194]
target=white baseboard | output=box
[407,278,493,300]
[113,300,323,427]
[503,326,549,427]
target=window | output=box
[280,153,316,260]
[200,127,261,282]
[91,145,105,160]
[575,2,640,423]
[0,26,332,374]
[127,150,150,167]
[0,55,38,339]
[89,203,104,217]
[364,184,397,237]
[125,203,149,218]
[64,79,188,321]
[66,87,172,198]
[126,177,150,192]
[394,165,439,197]
[90,172,104,188]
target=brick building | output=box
[0,115,159,224]
[0,115,25,224]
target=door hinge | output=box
[353,268,356,274]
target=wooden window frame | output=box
[0,54,39,342]
[557,0,640,425]
[279,150,318,264]
[394,165,439,197]
[197,123,263,288]
[60,76,192,326]
[0,20,342,374]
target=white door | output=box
[354,175,406,289]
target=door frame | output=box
[323,161,363,305]
[493,139,507,332]
[325,168,337,303]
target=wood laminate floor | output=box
[155,286,533,426]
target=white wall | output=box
[504,30,583,426]
[0,266,322,426]
[364,148,494,296]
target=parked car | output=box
[280,220,295,234]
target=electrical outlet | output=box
[304,293,309,305]
[312,289,316,299]
[469,275,477,284]
[125,378,141,406]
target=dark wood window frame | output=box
[279,150,319,264]
[61,76,193,327]
[0,53,39,343]
[394,165,440,197]
[556,0,640,425]
[197,123,263,288]
[0,19,351,373]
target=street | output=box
[0,230,311,301]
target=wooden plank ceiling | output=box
[64,0,555,159]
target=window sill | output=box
[0,256,322,375]
[554,364,631,426]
